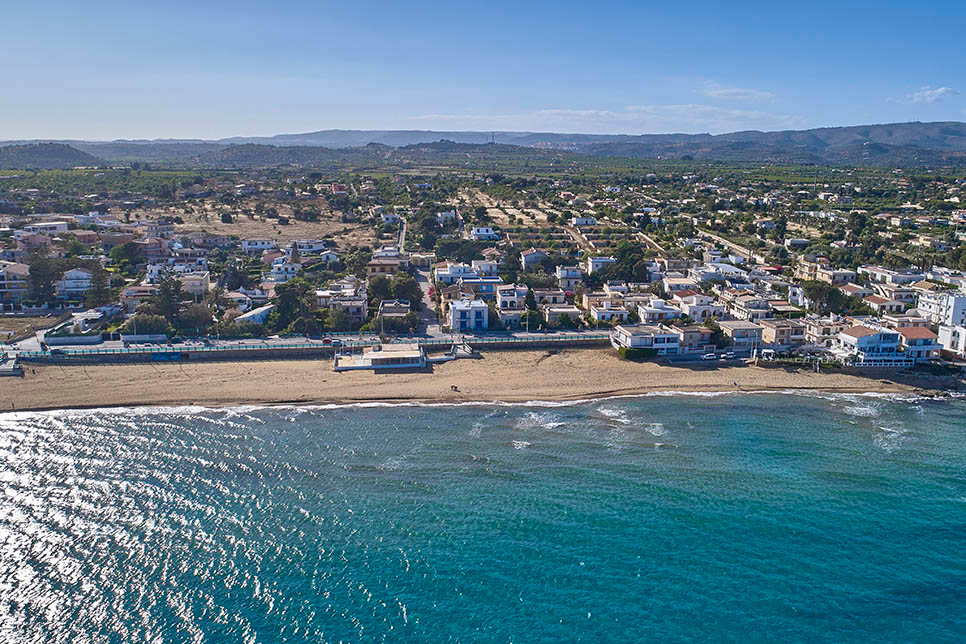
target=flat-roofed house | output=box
[449,298,488,332]
[544,305,583,325]
[590,301,629,323]
[717,320,764,348]
[366,256,406,277]
[668,324,714,353]
[555,265,583,291]
[611,324,681,355]
[759,318,807,349]
[334,344,426,371]
[863,295,905,315]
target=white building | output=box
[917,291,966,328]
[937,325,966,358]
[496,284,529,310]
[145,261,208,283]
[675,293,724,322]
[555,265,583,291]
[291,239,329,255]
[590,301,629,323]
[470,227,499,241]
[54,268,93,299]
[436,210,457,225]
[435,262,478,285]
[831,325,913,367]
[24,221,69,235]
[586,256,616,274]
[638,298,682,324]
[611,324,681,355]
[242,239,276,253]
[471,259,499,276]
[663,275,700,293]
[270,258,299,283]
[449,298,489,332]
[334,344,426,371]
[857,265,925,285]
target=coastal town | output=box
[2,161,966,390]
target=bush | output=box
[122,314,171,336]
[617,347,657,361]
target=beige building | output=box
[759,318,807,348]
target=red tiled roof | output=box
[898,326,938,340]
[841,325,879,339]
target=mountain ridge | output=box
[2,121,966,167]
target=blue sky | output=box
[4,0,965,139]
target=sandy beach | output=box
[3,349,960,412]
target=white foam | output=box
[511,440,530,450]
[514,411,565,431]
[598,406,631,425]
[873,425,908,452]
[2,389,961,419]
[843,404,879,418]
[645,423,667,437]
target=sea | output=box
[0,393,964,643]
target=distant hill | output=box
[0,143,102,169]
[216,129,510,148]
[5,121,966,166]
[191,143,388,167]
[71,141,227,163]
[580,122,966,166]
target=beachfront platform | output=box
[333,344,427,371]
[0,356,24,377]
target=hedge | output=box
[617,347,658,361]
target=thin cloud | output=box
[907,87,958,104]
[703,86,775,100]
[407,105,804,134]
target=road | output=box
[698,229,761,262]
[414,268,440,332]
[635,231,667,254]
[562,224,594,252]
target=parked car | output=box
[330,339,344,347]
[701,353,717,360]
[721,351,736,360]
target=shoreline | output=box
[5,387,961,416]
[4,349,961,414]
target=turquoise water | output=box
[0,394,964,642]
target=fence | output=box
[17,332,613,363]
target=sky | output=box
[3,0,966,140]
